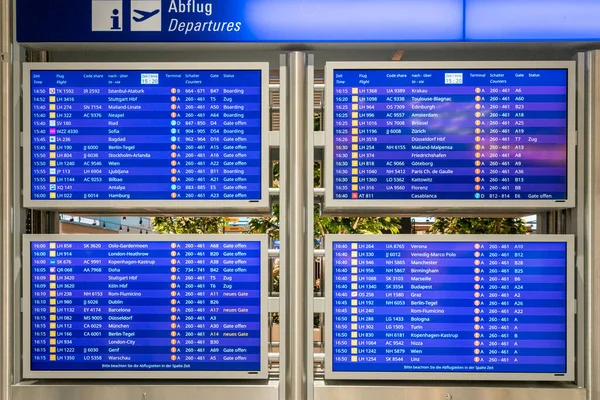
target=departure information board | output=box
[325,235,574,381]
[23,63,269,213]
[324,61,575,213]
[23,234,268,379]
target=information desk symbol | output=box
[91,0,123,31]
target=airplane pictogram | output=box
[132,9,159,22]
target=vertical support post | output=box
[305,55,315,400]
[0,0,13,397]
[586,49,600,400]
[278,53,288,400]
[12,42,24,388]
[31,50,48,62]
[282,51,309,400]
[536,212,547,234]
[574,51,586,389]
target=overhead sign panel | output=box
[17,0,600,43]
[325,234,574,381]
[23,234,268,379]
[466,0,600,41]
[16,0,464,43]
[324,61,576,214]
[24,62,269,213]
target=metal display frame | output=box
[22,62,271,215]
[323,61,577,215]
[2,47,589,400]
[324,234,576,382]
[21,233,269,380]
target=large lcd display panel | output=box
[325,234,575,381]
[23,234,268,379]
[23,63,270,214]
[324,61,576,214]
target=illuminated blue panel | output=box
[466,0,600,41]
[28,238,263,374]
[28,69,262,202]
[331,68,569,201]
[330,240,568,374]
[17,0,464,43]
[242,0,464,42]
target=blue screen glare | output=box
[29,69,262,202]
[332,68,568,201]
[29,239,263,373]
[330,240,568,374]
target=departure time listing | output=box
[29,70,262,201]
[331,240,567,374]
[29,240,262,372]
[332,69,568,201]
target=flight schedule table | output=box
[27,66,265,204]
[327,237,571,378]
[25,236,266,378]
[330,67,569,202]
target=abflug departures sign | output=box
[23,63,269,212]
[325,61,576,212]
[16,0,463,42]
[23,234,268,379]
[325,234,574,381]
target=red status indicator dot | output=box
[352,193,358,199]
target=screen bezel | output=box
[22,233,269,379]
[324,234,575,381]
[23,62,271,215]
[323,61,577,214]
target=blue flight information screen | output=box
[28,239,263,373]
[28,69,262,201]
[332,69,568,201]
[330,240,568,374]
